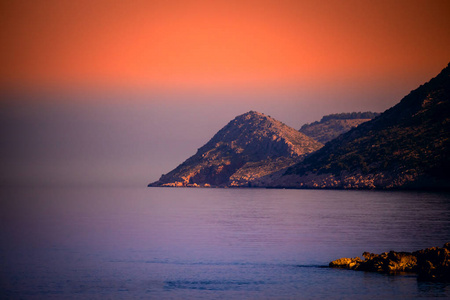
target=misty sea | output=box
[1,187,449,299]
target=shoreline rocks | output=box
[329,243,450,281]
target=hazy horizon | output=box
[1,0,449,187]
[0,67,445,187]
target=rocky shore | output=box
[329,243,450,281]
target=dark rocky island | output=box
[329,243,450,281]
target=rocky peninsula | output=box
[149,63,450,190]
[329,243,450,281]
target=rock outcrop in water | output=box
[329,243,450,281]
[149,111,323,187]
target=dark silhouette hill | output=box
[299,112,380,143]
[149,111,323,187]
[264,63,450,189]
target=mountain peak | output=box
[233,110,274,123]
[150,111,323,187]
[241,110,263,116]
[206,110,319,158]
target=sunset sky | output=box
[1,0,449,186]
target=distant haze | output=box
[1,0,449,186]
[0,75,442,187]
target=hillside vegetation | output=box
[269,63,450,189]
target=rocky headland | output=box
[149,111,323,187]
[149,63,450,190]
[329,243,450,281]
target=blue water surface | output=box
[1,187,449,299]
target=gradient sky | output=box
[2,0,450,91]
[1,0,449,186]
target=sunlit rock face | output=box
[149,111,323,187]
[330,243,450,282]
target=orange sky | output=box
[1,0,449,92]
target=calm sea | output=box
[1,187,449,299]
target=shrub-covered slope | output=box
[267,64,450,189]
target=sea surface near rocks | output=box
[1,187,450,299]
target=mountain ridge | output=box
[149,63,450,190]
[299,112,380,143]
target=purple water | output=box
[1,187,449,299]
